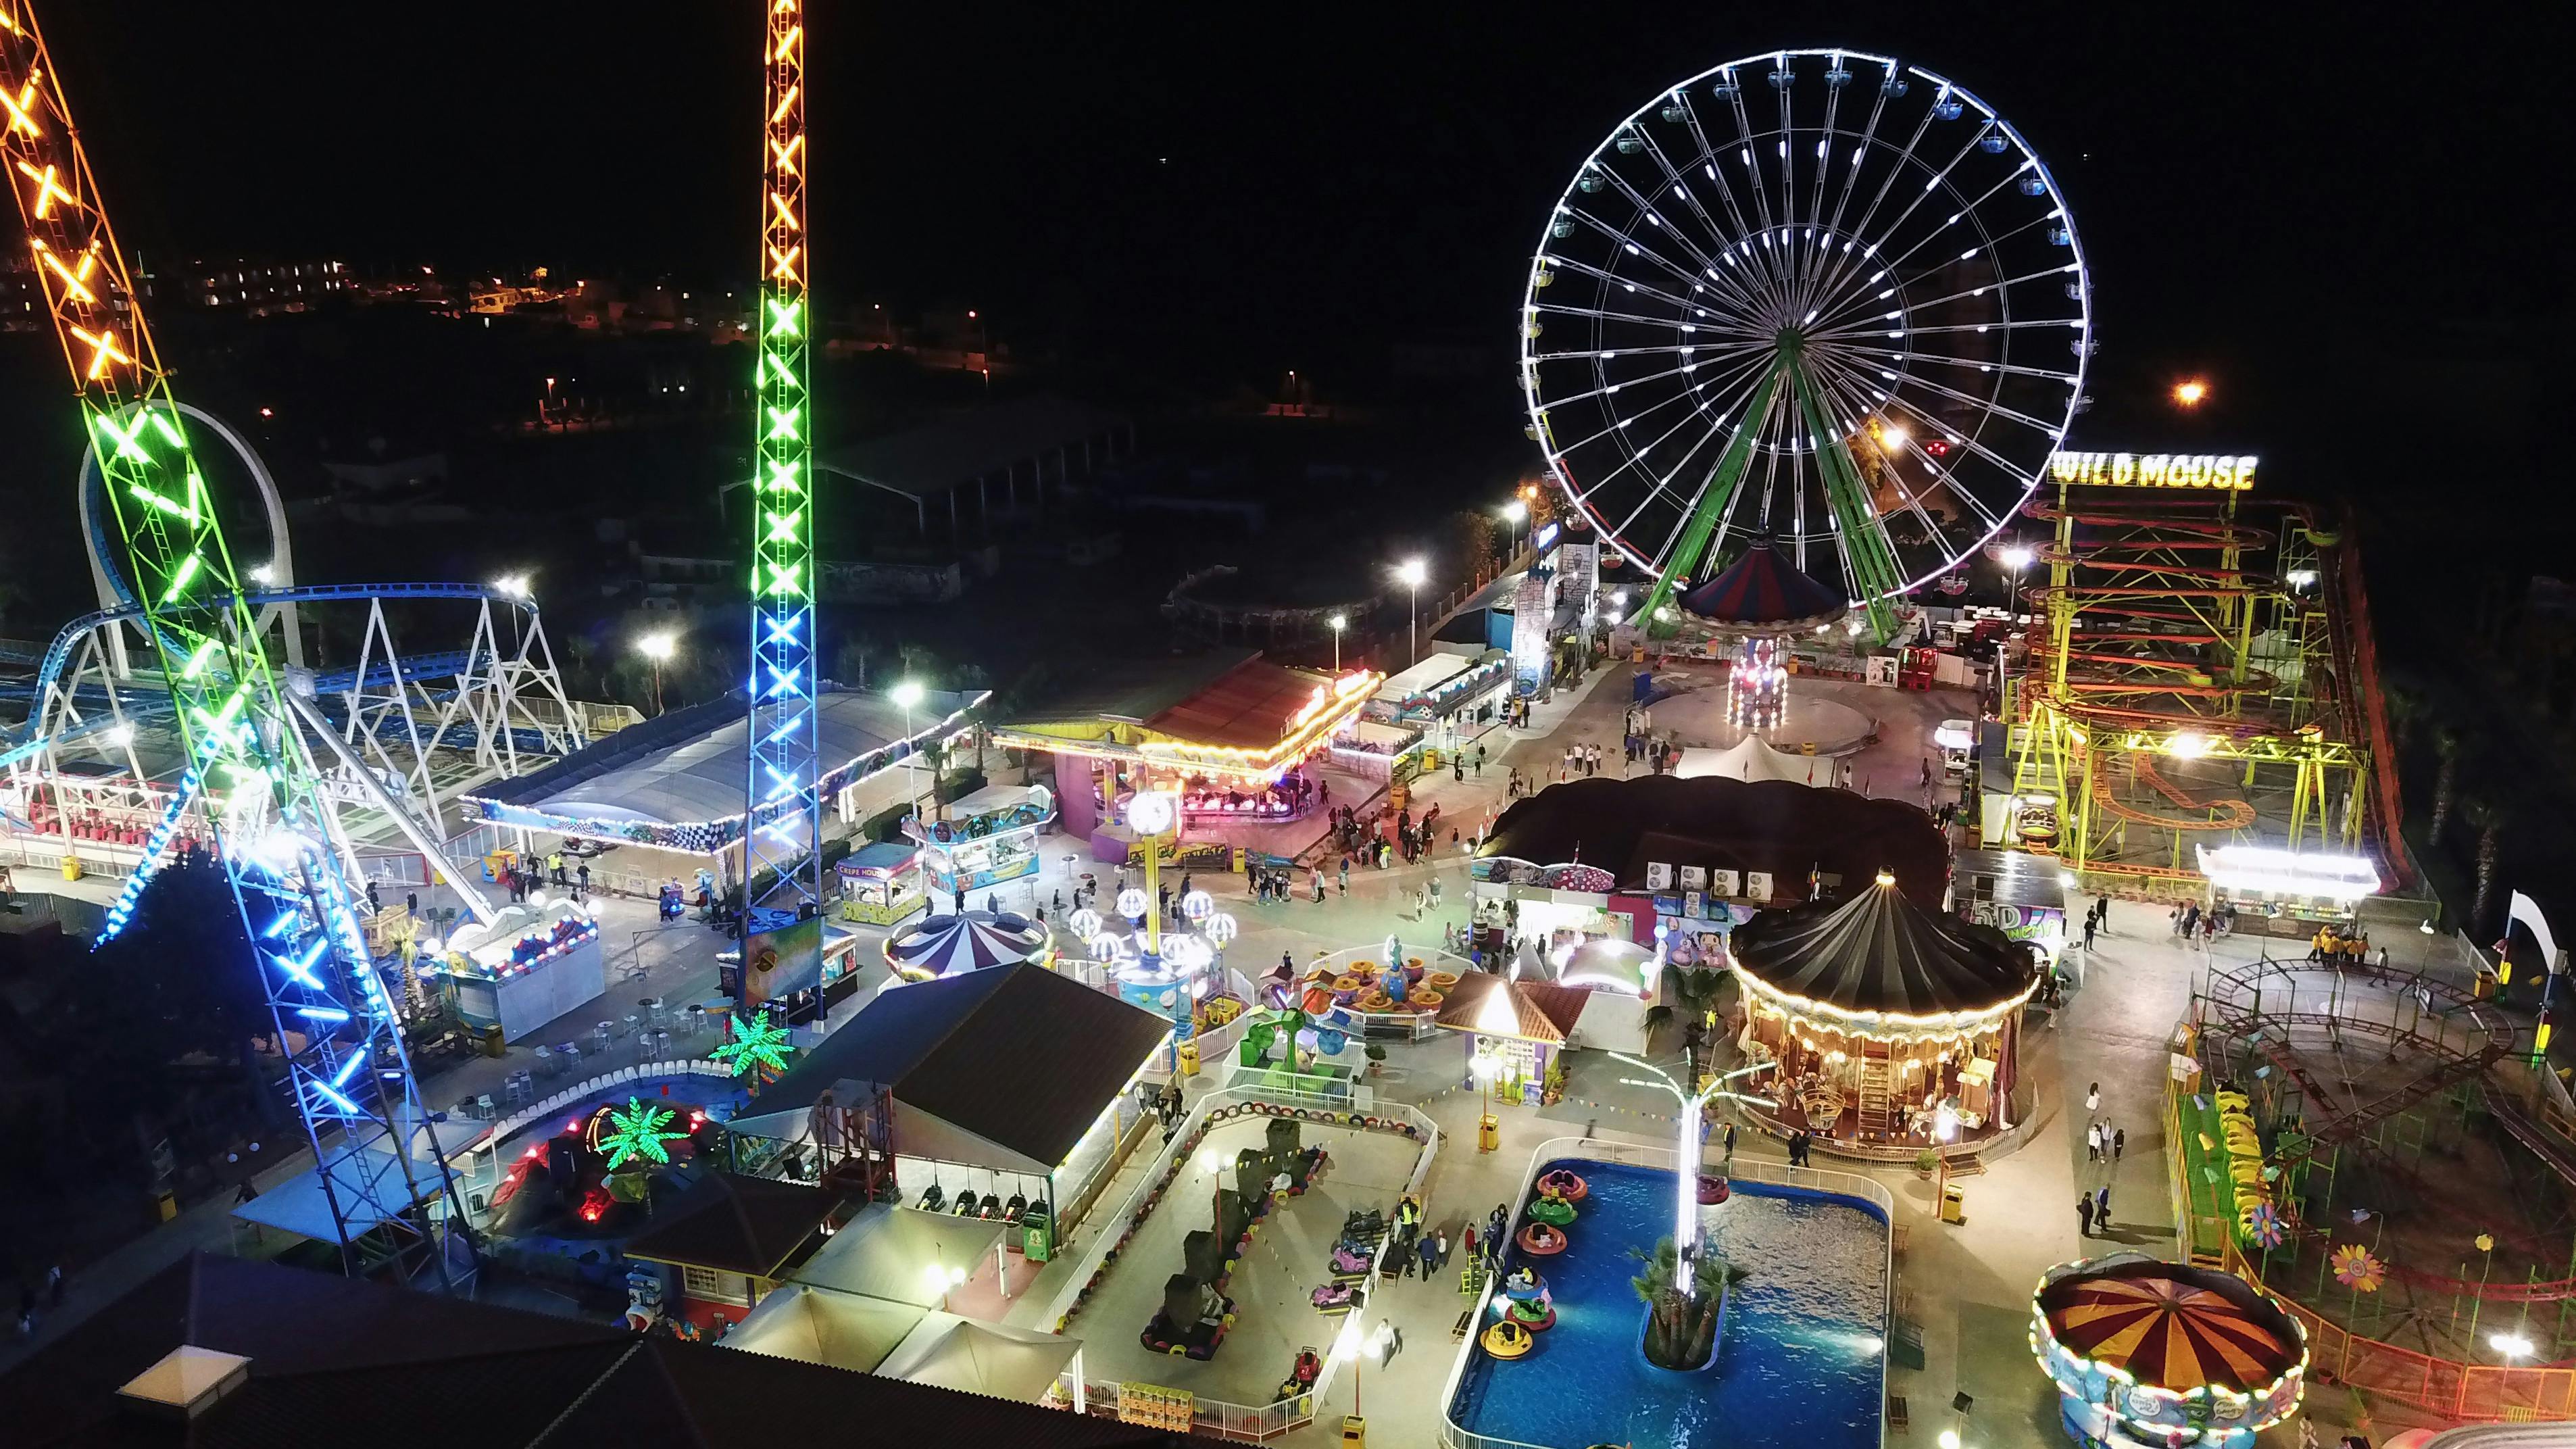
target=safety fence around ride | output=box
[1041,1080,1440,1442]
[1435,1133,1894,1449]
[2268,1273,2576,1423]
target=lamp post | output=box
[635,631,676,716]
[891,679,926,814]
[1327,612,1346,673]
[1996,544,2035,710]
[1395,558,1428,665]
[1932,1102,1960,1217]
[1612,1052,1773,1292]
[1333,1316,1391,1417]
[1500,499,1527,563]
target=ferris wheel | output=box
[1520,49,2091,634]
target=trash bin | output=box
[1176,1039,1200,1077]
[1939,1181,1965,1225]
[480,1022,506,1058]
[1021,1207,1054,1263]
[59,856,82,881]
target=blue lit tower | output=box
[744,1,823,962]
[0,2,466,1281]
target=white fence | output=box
[1042,1079,1440,1442]
[1434,1133,1893,1449]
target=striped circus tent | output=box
[1679,535,1849,633]
[2037,1260,2301,1392]
[885,911,1049,981]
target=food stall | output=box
[837,841,928,926]
[907,784,1056,895]
[2194,843,2380,938]
[435,899,606,1043]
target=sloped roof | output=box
[621,1173,843,1279]
[723,1281,928,1373]
[1680,537,1848,629]
[1433,971,1589,1044]
[0,1253,1231,1449]
[874,1310,1085,1402]
[1479,775,1949,902]
[1143,656,1338,751]
[749,965,1169,1173]
[789,1207,1014,1308]
[1731,878,2038,1021]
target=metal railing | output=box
[1434,1133,1893,1449]
[1033,1080,1439,1442]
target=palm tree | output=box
[1627,1237,1739,1368]
[2429,724,2464,843]
[2464,795,2512,933]
[1643,966,1727,1052]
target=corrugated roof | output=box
[621,1172,843,1279]
[1433,971,1589,1044]
[749,965,1169,1173]
[1143,656,1335,751]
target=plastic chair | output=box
[556,1043,583,1076]
[474,1094,495,1121]
[532,1045,556,1079]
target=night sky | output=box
[23,2,2572,550]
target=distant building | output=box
[184,257,351,315]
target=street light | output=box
[1610,1051,1774,1292]
[1500,498,1528,560]
[2173,378,2209,409]
[1327,612,1347,673]
[891,679,927,805]
[1395,558,1428,663]
[635,631,676,716]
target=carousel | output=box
[1729,872,2037,1153]
[2031,1254,2306,1449]
[1675,535,1852,731]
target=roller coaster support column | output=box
[0,1,464,1279]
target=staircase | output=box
[1858,1060,1894,1137]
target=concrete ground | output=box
[1065,1116,1427,1406]
[3,657,2437,1447]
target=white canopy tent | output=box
[874,1310,1086,1407]
[1675,735,1835,786]
[789,1206,1013,1308]
[724,1281,928,1373]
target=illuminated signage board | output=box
[2047,451,2258,491]
[1531,520,1562,555]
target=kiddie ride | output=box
[487,1096,715,1273]
[1310,1208,1387,1317]
[1482,1266,1558,1359]
[1141,1114,1329,1360]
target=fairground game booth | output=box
[989,649,1381,863]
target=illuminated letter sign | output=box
[2047,451,2257,491]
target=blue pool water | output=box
[1449,1160,1887,1449]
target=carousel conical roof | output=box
[1729,877,2035,1019]
[887,911,1048,978]
[1679,536,1848,631]
[2037,1258,2302,1393]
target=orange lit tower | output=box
[0,3,466,1279]
[743,1,824,970]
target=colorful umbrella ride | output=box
[885,910,1051,981]
[2031,1254,2305,1449]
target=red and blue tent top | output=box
[1679,536,1849,632]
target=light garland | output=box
[2027,1260,2310,1449]
[1736,963,2036,1040]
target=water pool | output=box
[1447,1159,1887,1449]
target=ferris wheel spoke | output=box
[1828,341,2076,387]
[1803,110,1935,312]
[1666,89,1802,311]
[1860,382,2049,495]
[1552,204,1727,305]
[1641,97,1761,278]
[1816,257,2081,339]
[1541,250,1714,318]
[1805,359,1987,553]
[1529,335,1775,365]
[1803,130,1997,327]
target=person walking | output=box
[2077,1192,2096,1237]
[576,861,591,900]
[1435,1230,1450,1273]
[2085,1082,2101,1114]
[1462,1223,1478,1262]
[2112,1127,2126,1163]
[2086,1121,2102,1162]
[549,851,566,885]
[1723,1121,1738,1162]
[2096,895,2111,931]
[45,1263,65,1309]
[2095,1185,2111,1230]
[1337,860,1349,896]
[2083,912,2098,950]
[1381,1319,1405,1365]
[1416,1232,1437,1279]
[1474,744,1486,777]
